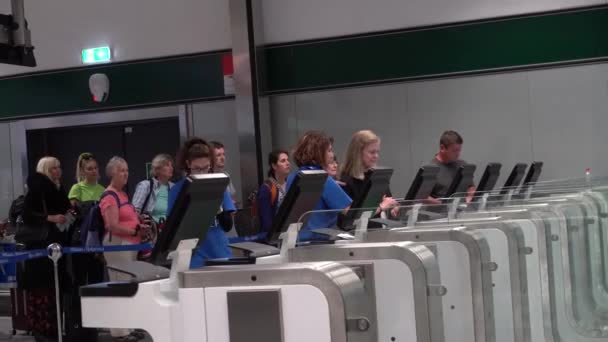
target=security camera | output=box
[89,73,110,103]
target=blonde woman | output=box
[20,156,71,340]
[68,152,105,206]
[68,153,107,307]
[340,130,398,215]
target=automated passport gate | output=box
[79,174,375,342]
[289,240,446,342]
[232,174,447,342]
[363,223,496,342]
[459,194,608,342]
[416,217,530,342]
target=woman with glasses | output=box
[167,137,236,268]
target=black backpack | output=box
[80,191,121,247]
[8,195,25,225]
[70,200,97,246]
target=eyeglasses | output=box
[190,166,211,174]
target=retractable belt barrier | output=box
[0,243,154,264]
[0,234,270,264]
[0,235,266,341]
[0,242,154,342]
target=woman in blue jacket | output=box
[286,131,352,241]
[167,137,235,268]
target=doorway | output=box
[26,118,180,195]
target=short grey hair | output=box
[105,156,128,178]
[151,154,173,177]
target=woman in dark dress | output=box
[20,156,71,341]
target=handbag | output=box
[14,195,50,245]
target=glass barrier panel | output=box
[273,185,608,340]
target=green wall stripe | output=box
[264,7,608,94]
[0,52,228,119]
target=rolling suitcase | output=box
[9,288,29,335]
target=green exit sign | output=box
[82,46,111,64]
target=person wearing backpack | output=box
[132,154,174,223]
[63,153,106,340]
[68,153,105,246]
[68,153,105,207]
[100,157,151,342]
[168,138,235,269]
[256,150,290,233]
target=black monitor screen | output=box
[475,163,502,193]
[446,164,477,197]
[519,161,543,194]
[267,170,328,244]
[499,163,527,195]
[340,168,393,228]
[150,174,229,265]
[405,166,440,201]
[523,161,543,185]
[350,168,393,211]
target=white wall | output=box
[261,0,607,44]
[2,0,604,77]
[0,123,16,219]
[190,100,243,203]
[271,62,608,194]
[528,64,608,178]
[0,0,231,76]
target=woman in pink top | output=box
[100,156,150,342]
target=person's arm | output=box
[23,188,66,225]
[217,211,234,232]
[324,178,353,216]
[101,197,138,236]
[131,181,149,213]
[257,185,273,233]
[217,189,236,232]
[228,180,239,207]
[342,205,351,215]
[166,182,180,217]
[68,184,80,207]
[378,196,399,215]
[424,196,443,205]
[466,185,476,203]
[103,205,137,236]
